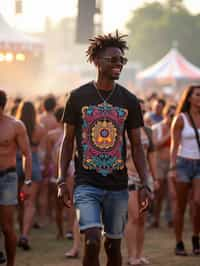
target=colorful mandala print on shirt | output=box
[82,103,128,176]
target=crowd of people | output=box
[0,31,200,266]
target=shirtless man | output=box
[0,90,32,266]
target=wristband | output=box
[57,182,66,187]
[24,179,32,186]
[56,176,65,186]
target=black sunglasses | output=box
[100,56,128,65]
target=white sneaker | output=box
[140,257,150,264]
[127,258,142,265]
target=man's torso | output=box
[63,82,143,190]
[0,115,18,169]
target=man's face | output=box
[153,100,164,115]
[97,47,127,80]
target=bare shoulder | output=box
[3,116,27,139]
[4,115,24,129]
[13,117,26,133]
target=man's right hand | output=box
[139,186,154,215]
[57,178,73,208]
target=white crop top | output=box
[178,113,200,159]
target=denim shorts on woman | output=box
[16,151,42,182]
[0,171,18,205]
[74,185,128,239]
[176,157,200,183]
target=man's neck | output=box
[95,78,115,91]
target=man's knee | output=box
[84,228,101,255]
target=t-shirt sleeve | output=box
[126,96,144,129]
[62,92,77,125]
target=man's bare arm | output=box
[16,121,32,180]
[127,128,148,185]
[57,123,75,184]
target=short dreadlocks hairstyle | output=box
[86,30,128,63]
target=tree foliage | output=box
[127,0,200,67]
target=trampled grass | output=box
[15,220,200,266]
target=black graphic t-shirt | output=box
[63,82,144,190]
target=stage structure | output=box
[0,14,44,94]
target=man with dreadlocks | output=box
[57,31,152,266]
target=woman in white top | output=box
[169,85,200,256]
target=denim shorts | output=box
[16,151,42,182]
[74,185,128,239]
[0,171,18,205]
[176,157,200,183]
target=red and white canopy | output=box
[136,48,200,83]
[0,14,44,53]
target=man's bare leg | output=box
[104,238,122,266]
[0,205,16,266]
[83,228,101,266]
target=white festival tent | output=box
[0,14,43,52]
[136,48,200,84]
